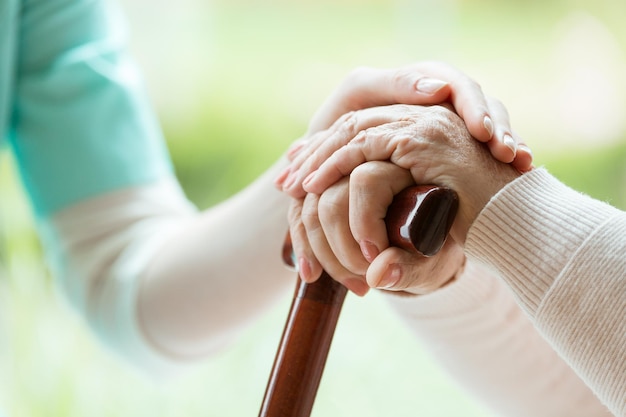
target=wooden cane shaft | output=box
[258,273,346,416]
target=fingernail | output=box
[359,240,380,263]
[344,278,370,297]
[518,144,533,157]
[503,134,517,154]
[483,116,494,139]
[302,170,317,189]
[282,171,297,190]
[274,166,291,187]
[416,78,448,94]
[287,141,306,159]
[298,256,313,282]
[377,264,401,289]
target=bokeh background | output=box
[1,0,625,416]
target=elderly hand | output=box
[296,103,522,248]
[288,160,466,295]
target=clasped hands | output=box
[275,62,530,296]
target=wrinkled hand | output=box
[277,62,532,193]
[288,161,466,296]
[293,103,522,249]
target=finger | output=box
[276,127,335,191]
[367,238,465,294]
[483,96,516,163]
[284,108,411,198]
[303,121,415,195]
[348,162,414,262]
[412,61,493,142]
[512,140,534,173]
[287,198,323,283]
[286,137,309,161]
[301,191,370,296]
[486,137,514,164]
[317,178,370,276]
[486,96,534,171]
[283,112,362,198]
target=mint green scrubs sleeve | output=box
[5,0,174,218]
[0,0,184,378]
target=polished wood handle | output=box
[259,185,458,417]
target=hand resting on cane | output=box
[282,99,625,416]
[287,160,466,295]
[282,99,521,294]
[276,61,533,197]
[133,63,529,362]
[288,161,615,417]
[43,58,528,372]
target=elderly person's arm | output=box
[282,101,624,416]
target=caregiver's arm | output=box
[37,58,524,376]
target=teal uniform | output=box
[1,0,173,219]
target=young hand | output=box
[277,62,532,194]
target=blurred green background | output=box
[1,0,625,416]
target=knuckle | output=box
[487,96,510,117]
[465,76,483,92]
[390,67,414,89]
[486,95,502,107]
[287,201,302,225]
[350,162,379,184]
[330,110,354,130]
[340,111,359,136]
[317,193,345,224]
[351,129,368,146]
[300,208,319,229]
[394,133,417,153]
[329,111,359,140]
[429,107,464,132]
[346,66,373,81]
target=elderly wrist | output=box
[454,163,521,244]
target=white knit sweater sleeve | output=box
[466,168,625,416]
[40,160,294,378]
[384,260,612,417]
[39,177,199,376]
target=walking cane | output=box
[259,185,459,417]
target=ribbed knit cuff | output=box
[465,168,617,317]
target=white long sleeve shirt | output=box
[386,168,624,416]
